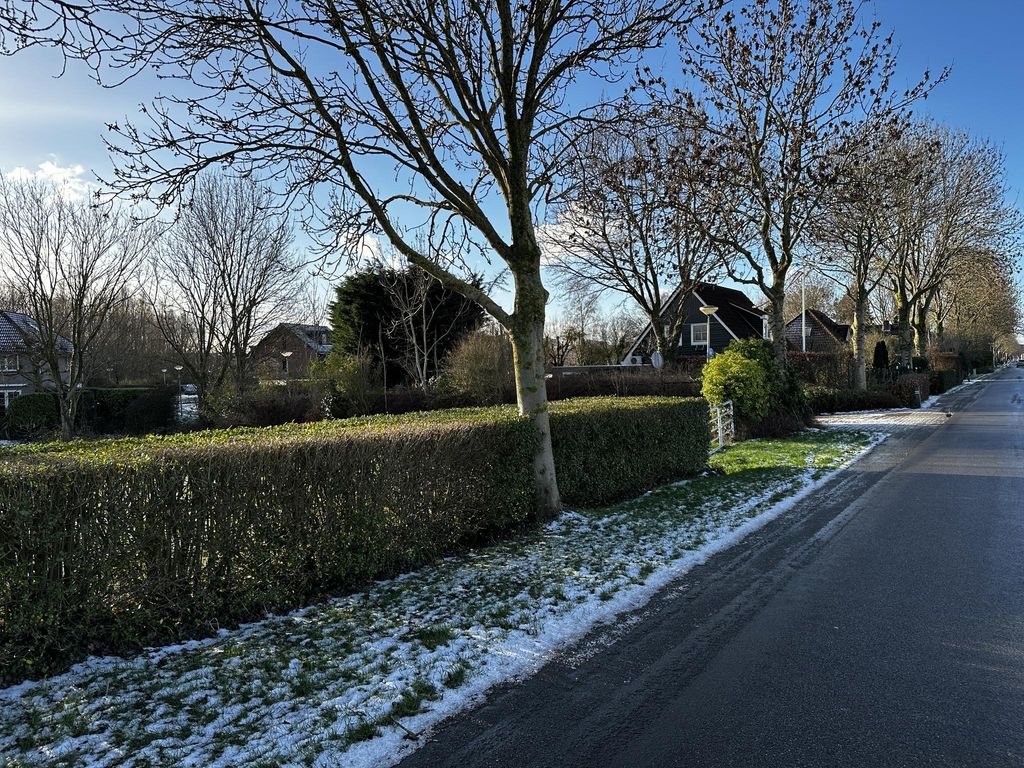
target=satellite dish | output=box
[651,350,664,369]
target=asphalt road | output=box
[400,368,1024,767]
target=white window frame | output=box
[0,389,21,415]
[691,323,709,346]
[0,354,18,373]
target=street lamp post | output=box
[801,274,807,353]
[161,368,168,387]
[699,305,719,360]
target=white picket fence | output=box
[709,399,735,454]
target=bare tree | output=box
[0,173,152,439]
[675,0,941,359]
[544,108,728,363]
[149,175,302,398]
[380,261,482,389]
[884,125,1020,362]
[8,0,711,517]
[808,127,913,388]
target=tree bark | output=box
[851,294,868,390]
[894,296,914,367]
[912,297,932,357]
[766,281,788,361]
[509,266,561,522]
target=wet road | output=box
[400,368,1024,767]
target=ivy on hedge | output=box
[0,396,708,683]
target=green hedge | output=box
[0,396,708,682]
[893,373,930,407]
[807,386,902,414]
[550,397,709,506]
[928,369,962,395]
[5,392,60,437]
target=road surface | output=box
[400,368,1024,767]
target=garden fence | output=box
[709,399,734,453]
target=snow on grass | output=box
[0,429,876,768]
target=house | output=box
[0,310,73,417]
[621,282,768,365]
[784,309,851,353]
[251,323,333,382]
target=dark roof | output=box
[0,311,73,355]
[692,282,767,339]
[280,323,333,355]
[621,281,767,361]
[786,308,850,343]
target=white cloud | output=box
[5,159,93,200]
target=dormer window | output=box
[1,355,18,373]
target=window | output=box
[0,390,20,417]
[281,357,289,374]
[803,324,813,337]
[691,323,708,346]
[0,355,18,373]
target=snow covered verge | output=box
[0,430,878,768]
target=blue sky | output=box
[0,0,1022,318]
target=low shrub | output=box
[440,330,516,405]
[209,385,327,427]
[807,386,903,414]
[0,396,708,682]
[5,392,59,438]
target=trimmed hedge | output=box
[929,369,962,395]
[807,386,902,414]
[0,396,708,682]
[893,373,930,407]
[549,397,708,506]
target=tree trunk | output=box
[767,283,787,361]
[894,297,914,367]
[912,301,930,357]
[509,267,561,522]
[851,295,868,391]
[651,318,671,363]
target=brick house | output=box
[0,310,73,417]
[251,323,333,383]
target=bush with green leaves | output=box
[318,348,383,417]
[701,350,771,422]
[550,396,708,506]
[0,396,708,682]
[4,392,59,438]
